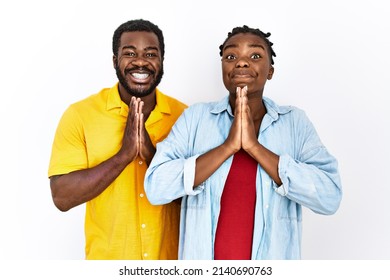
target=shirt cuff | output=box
[273,154,290,196]
[184,154,204,195]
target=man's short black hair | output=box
[112,19,165,59]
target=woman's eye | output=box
[225,54,235,60]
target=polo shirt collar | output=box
[155,88,171,115]
[106,83,171,116]
[106,83,125,112]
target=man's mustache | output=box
[125,67,154,75]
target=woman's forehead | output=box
[223,33,268,51]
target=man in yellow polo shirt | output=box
[48,19,187,259]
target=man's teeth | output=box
[131,73,149,79]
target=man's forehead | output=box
[119,31,159,48]
[120,31,158,42]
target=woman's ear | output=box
[267,66,274,80]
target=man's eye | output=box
[124,52,135,57]
[251,54,261,59]
[146,53,157,57]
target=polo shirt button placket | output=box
[141,223,147,259]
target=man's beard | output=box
[115,64,164,98]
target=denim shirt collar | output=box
[209,96,234,117]
[209,95,293,121]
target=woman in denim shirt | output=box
[144,25,342,260]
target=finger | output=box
[138,100,145,143]
[242,85,248,97]
[241,86,248,111]
[239,86,249,114]
[131,110,139,135]
[124,97,137,135]
[128,97,139,122]
[133,97,139,114]
[138,100,144,115]
[130,98,139,135]
[135,111,140,153]
[130,96,137,110]
[129,96,136,106]
[235,87,241,114]
[139,112,144,139]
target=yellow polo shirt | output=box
[48,84,187,259]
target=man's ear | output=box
[267,66,274,80]
[113,55,117,69]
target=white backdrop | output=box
[1,0,389,260]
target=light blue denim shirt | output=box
[144,96,342,260]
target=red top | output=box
[214,149,257,260]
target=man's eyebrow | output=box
[122,45,136,50]
[144,46,159,52]
[121,45,159,51]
